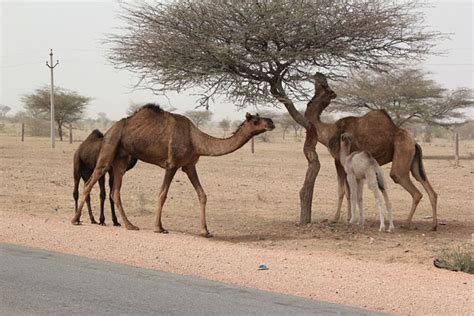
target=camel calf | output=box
[339,133,394,232]
[73,129,137,226]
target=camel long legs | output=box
[410,149,438,230]
[334,160,351,222]
[154,168,178,234]
[356,179,365,225]
[183,165,211,237]
[85,195,97,224]
[380,186,394,232]
[98,176,106,225]
[347,174,358,225]
[71,143,118,224]
[110,157,139,230]
[108,172,120,226]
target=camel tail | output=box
[413,143,427,181]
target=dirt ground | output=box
[0,132,473,314]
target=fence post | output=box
[21,123,25,142]
[69,124,73,144]
[454,132,459,166]
[251,137,255,154]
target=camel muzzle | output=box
[266,119,275,130]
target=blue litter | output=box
[258,264,269,270]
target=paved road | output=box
[0,244,381,315]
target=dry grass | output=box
[434,247,474,274]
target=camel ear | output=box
[245,112,253,121]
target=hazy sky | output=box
[1,0,473,121]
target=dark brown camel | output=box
[305,74,438,230]
[72,104,275,237]
[73,129,137,226]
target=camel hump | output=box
[128,103,164,118]
[90,129,104,138]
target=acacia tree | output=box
[0,105,11,117]
[332,68,473,126]
[107,0,441,224]
[22,87,89,141]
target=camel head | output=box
[313,72,337,103]
[238,113,275,136]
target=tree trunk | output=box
[454,132,459,166]
[299,124,320,224]
[58,123,63,141]
[21,123,25,142]
[270,79,318,224]
[69,124,73,144]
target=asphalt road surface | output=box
[0,243,381,315]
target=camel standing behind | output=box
[73,129,137,226]
[305,74,438,230]
[339,133,394,232]
[72,105,274,237]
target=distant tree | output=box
[0,105,11,117]
[97,112,112,130]
[218,119,230,137]
[185,110,213,128]
[279,112,303,139]
[332,68,474,126]
[22,86,90,141]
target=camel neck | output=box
[339,145,349,167]
[305,102,336,147]
[192,127,253,157]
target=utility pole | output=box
[46,49,59,148]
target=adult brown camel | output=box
[73,129,137,226]
[72,104,275,237]
[305,74,438,230]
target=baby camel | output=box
[73,129,137,226]
[339,133,394,232]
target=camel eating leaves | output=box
[305,74,438,230]
[72,104,274,237]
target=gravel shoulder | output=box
[1,213,472,315]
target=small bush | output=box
[434,247,474,274]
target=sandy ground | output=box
[1,133,473,315]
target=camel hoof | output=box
[72,220,82,226]
[200,232,213,238]
[113,222,121,227]
[99,222,106,226]
[154,228,168,234]
[91,220,98,225]
[126,224,139,231]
